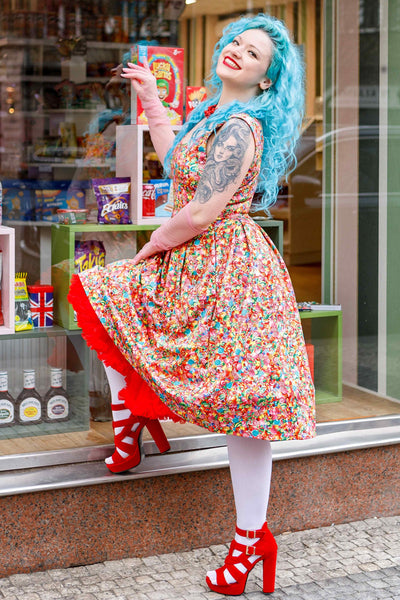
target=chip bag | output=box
[92,177,131,224]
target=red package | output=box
[142,184,155,217]
[185,86,207,118]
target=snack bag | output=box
[74,240,106,274]
[15,272,33,331]
[92,177,131,224]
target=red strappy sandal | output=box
[206,521,278,596]
[106,404,170,473]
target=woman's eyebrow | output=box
[235,34,260,54]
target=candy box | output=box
[2,179,36,221]
[131,45,184,126]
[27,284,54,328]
[35,181,86,222]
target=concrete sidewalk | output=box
[0,515,399,599]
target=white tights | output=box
[103,365,139,465]
[206,435,272,585]
[104,363,273,585]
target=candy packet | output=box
[92,177,131,224]
[15,272,33,331]
[74,240,106,273]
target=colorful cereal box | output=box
[131,45,184,125]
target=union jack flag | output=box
[28,285,54,328]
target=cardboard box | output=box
[185,86,207,118]
[131,45,184,126]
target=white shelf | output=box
[0,226,15,336]
[0,37,131,50]
[116,124,181,225]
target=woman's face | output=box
[216,28,273,96]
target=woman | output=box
[68,13,315,596]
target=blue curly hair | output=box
[164,13,305,212]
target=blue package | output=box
[149,179,172,218]
[2,179,36,221]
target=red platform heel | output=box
[106,404,170,473]
[206,521,278,596]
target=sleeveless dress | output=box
[68,113,316,441]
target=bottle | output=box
[44,368,69,422]
[0,371,15,427]
[16,369,42,425]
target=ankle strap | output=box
[235,522,268,539]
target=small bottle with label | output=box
[44,368,69,422]
[0,371,15,427]
[16,369,42,425]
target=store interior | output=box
[0,0,399,457]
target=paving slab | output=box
[0,516,399,599]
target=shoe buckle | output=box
[246,530,257,539]
[245,545,257,556]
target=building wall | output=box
[1,445,399,577]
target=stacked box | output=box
[27,284,54,328]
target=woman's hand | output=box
[121,60,159,105]
[121,59,175,164]
[132,241,160,265]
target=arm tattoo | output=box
[196,119,251,204]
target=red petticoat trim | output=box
[67,274,181,422]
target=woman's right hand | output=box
[121,60,159,106]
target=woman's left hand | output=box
[132,241,160,265]
[121,60,159,104]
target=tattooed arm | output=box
[132,117,256,264]
[190,117,256,227]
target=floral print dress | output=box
[71,113,316,441]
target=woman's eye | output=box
[232,39,239,45]
[249,50,257,58]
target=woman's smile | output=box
[223,56,241,70]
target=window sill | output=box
[0,415,399,497]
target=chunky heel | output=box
[262,545,278,594]
[206,521,278,596]
[105,411,170,474]
[146,419,171,454]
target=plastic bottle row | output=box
[0,367,69,426]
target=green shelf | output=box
[51,223,159,330]
[300,310,343,404]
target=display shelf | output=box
[0,325,83,340]
[0,38,131,50]
[0,225,15,335]
[0,332,89,439]
[116,124,181,225]
[253,218,283,256]
[51,223,158,330]
[300,309,343,404]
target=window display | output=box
[0,0,399,468]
